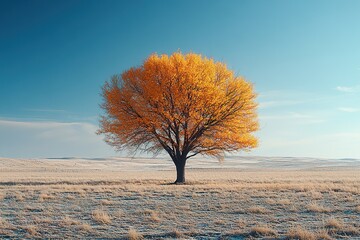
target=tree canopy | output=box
[98,52,259,183]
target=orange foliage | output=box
[99,52,258,166]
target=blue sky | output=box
[0,0,359,158]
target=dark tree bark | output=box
[174,158,186,184]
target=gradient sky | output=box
[1,0,359,158]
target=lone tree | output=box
[98,52,259,183]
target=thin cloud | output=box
[25,108,66,113]
[0,119,111,158]
[260,112,324,124]
[0,119,93,129]
[258,100,304,109]
[261,112,313,120]
[258,90,335,110]
[336,85,360,93]
[251,130,360,159]
[338,107,360,113]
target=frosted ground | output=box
[1,156,359,239]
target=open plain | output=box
[0,156,359,239]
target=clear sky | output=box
[1,0,359,158]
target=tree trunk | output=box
[174,159,186,184]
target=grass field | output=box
[0,157,359,239]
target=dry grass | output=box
[316,229,333,240]
[355,205,360,213]
[278,198,291,205]
[214,219,225,225]
[114,209,124,218]
[250,225,277,237]
[236,219,246,228]
[0,218,8,228]
[343,195,355,202]
[150,213,161,222]
[339,225,359,235]
[287,226,316,240]
[288,205,298,212]
[0,192,5,200]
[14,192,24,201]
[248,206,269,214]
[100,199,114,205]
[325,217,343,229]
[127,228,143,240]
[77,223,92,232]
[33,216,52,224]
[169,229,183,238]
[61,216,80,226]
[344,226,360,236]
[142,209,161,222]
[265,198,276,204]
[0,158,359,239]
[23,225,37,236]
[39,193,55,202]
[306,202,330,213]
[309,191,323,200]
[66,194,75,200]
[92,209,111,224]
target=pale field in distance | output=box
[0,157,359,239]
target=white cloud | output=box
[336,85,360,93]
[338,107,360,113]
[0,119,113,158]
